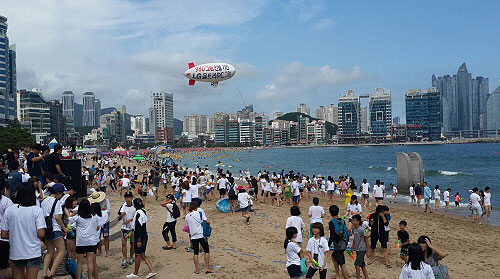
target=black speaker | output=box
[60,159,86,197]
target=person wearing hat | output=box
[119,192,136,267]
[126,198,156,278]
[89,191,111,257]
[160,194,178,250]
[41,183,69,278]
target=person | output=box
[6,160,22,200]
[415,184,423,207]
[417,235,446,268]
[227,177,238,213]
[0,179,14,279]
[119,192,137,267]
[351,215,369,279]
[483,187,491,221]
[41,183,69,278]
[217,174,228,199]
[423,183,433,213]
[99,170,107,193]
[46,144,65,176]
[250,176,259,201]
[290,176,301,207]
[185,201,212,274]
[361,179,370,207]
[305,223,329,279]
[89,191,111,257]
[109,169,116,191]
[180,181,192,217]
[160,194,178,250]
[238,187,252,224]
[454,192,461,207]
[346,195,362,231]
[308,197,325,236]
[409,184,416,206]
[443,188,451,212]
[284,227,303,279]
[26,144,45,184]
[139,176,149,207]
[0,183,46,279]
[469,187,482,224]
[373,180,384,205]
[328,205,349,279]
[69,199,100,279]
[433,185,441,211]
[286,206,305,246]
[63,196,78,260]
[326,176,335,204]
[390,184,397,203]
[398,220,410,263]
[368,205,390,268]
[151,172,161,201]
[126,198,156,278]
[120,175,131,196]
[399,243,435,279]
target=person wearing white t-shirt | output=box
[409,185,416,205]
[217,175,228,199]
[1,184,46,279]
[434,186,441,211]
[238,189,252,224]
[399,243,435,279]
[483,187,492,221]
[305,223,329,278]
[346,196,362,231]
[120,176,131,196]
[443,188,451,212]
[308,197,325,236]
[290,177,301,206]
[185,202,212,274]
[373,180,385,205]
[0,187,14,276]
[326,177,335,204]
[180,181,192,217]
[469,187,483,224]
[118,192,137,267]
[284,227,303,279]
[286,206,305,244]
[361,179,371,207]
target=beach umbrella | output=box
[132,155,145,160]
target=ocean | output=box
[179,143,500,207]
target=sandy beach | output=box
[88,164,500,279]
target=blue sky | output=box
[2,0,499,120]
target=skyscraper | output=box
[17,89,51,143]
[369,88,392,140]
[61,91,74,119]
[315,106,326,120]
[94,99,101,125]
[338,90,361,136]
[433,63,489,132]
[131,115,147,135]
[487,86,500,131]
[296,103,310,115]
[149,91,174,144]
[360,106,368,134]
[82,92,96,126]
[0,15,17,126]
[47,100,67,144]
[405,88,441,141]
[326,104,338,125]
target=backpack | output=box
[228,183,237,199]
[45,198,58,236]
[330,218,349,251]
[166,202,181,219]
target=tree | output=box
[0,121,35,152]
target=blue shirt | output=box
[7,171,22,199]
[423,186,432,199]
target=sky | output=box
[2,0,499,121]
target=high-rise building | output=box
[360,106,368,134]
[183,114,208,137]
[273,112,284,119]
[315,106,326,120]
[131,115,147,135]
[100,107,126,143]
[338,90,361,136]
[82,92,96,126]
[393,117,401,124]
[94,99,101,125]
[149,91,174,144]
[61,91,74,119]
[487,86,500,131]
[433,63,489,132]
[239,119,255,145]
[296,103,310,115]
[215,113,229,145]
[326,104,338,125]
[0,15,16,126]
[17,89,51,143]
[405,88,441,141]
[47,100,67,144]
[369,88,392,140]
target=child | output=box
[305,223,329,279]
[346,195,362,231]
[434,185,441,211]
[126,198,156,278]
[285,227,303,279]
[118,192,136,268]
[328,205,349,279]
[238,188,251,224]
[185,201,212,274]
[345,188,353,205]
[390,184,397,203]
[397,220,410,263]
[443,188,451,212]
[286,206,305,246]
[308,198,325,236]
[455,193,461,207]
[483,187,492,221]
[409,184,415,206]
[180,181,191,217]
[351,215,369,279]
[160,194,178,250]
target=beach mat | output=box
[216,198,231,213]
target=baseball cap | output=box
[52,183,66,193]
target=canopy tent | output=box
[132,155,145,160]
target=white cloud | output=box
[287,0,327,22]
[310,18,335,31]
[257,62,365,101]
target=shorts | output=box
[11,257,41,268]
[327,190,335,194]
[219,189,227,196]
[354,250,366,267]
[362,194,369,199]
[485,205,492,213]
[229,195,238,201]
[182,201,191,207]
[76,244,98,254]
[375,197,383,201]
[455,201,459,206]
[253,188,258,195]
[424,198,430,205]
[240,206,250,212]
[332,249,346,266]
[45,230,63,241]
[400,245,409,256]
[191,238,209,255]
[134,237,148,255]
[299,188,304,193]
[287,264,301,278]
[471,205,482,215]
[0,241,9,269]
[416,195,422,199]
[203,188,212,195]
[370,232,388,249]
[270,193,276,197]
[292,195,300,203]
[101,222,110,239]
[306,267,327,279]
[121,230,135,242]
[153,186,159,191]
[141,192,147,197]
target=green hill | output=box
[274,112,338,135]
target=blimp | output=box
[184,62,236,87]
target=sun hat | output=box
[88,191,106,203]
